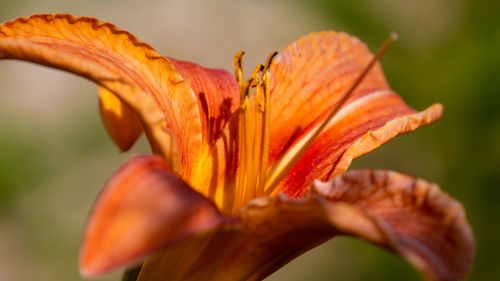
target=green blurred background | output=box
[0,0,498,280]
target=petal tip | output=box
[78,254,110,279]
[79,155,234,276]
[78,259,102,279]
[79,239,134,278]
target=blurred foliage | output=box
[0,126,48,207]
[0,0,498,280]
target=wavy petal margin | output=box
[79,154,237,277]
[0,14,205,178]
[277,100,442,197]
[214,170,474,281]
[331,103,443,177]
[313,170,475,281]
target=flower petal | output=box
[280,101,442,197]
[98,87,143,152]
[187,113,241,213]
[268,31,391,162]
[165,58,240,196]
[79,154,234,277]
[136,223,243,281]
[0,14,203,177]
[313,170,475,281]
[212,194,335,281]
[214,170,474,281]
[267,31,442,197]
[168,58,239,144]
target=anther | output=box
[263,51,278,73]
[250,64,264,83]
[233,50,245,83]
[242,77,256,98]
[234,50,246,103]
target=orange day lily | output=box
[0,14,475,281]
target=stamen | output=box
[233,50,245,98]
[235,100,247,212]
[256,52,277,196]
[231,50,278,212]
[242,77,256,99]
[250,64,264,84]
[264,32,399,195]
[245,77,260,204]
[235,77,255,210]
[244,98,256,203]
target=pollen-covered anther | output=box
[263,51,278,73]
[233,50,245,85]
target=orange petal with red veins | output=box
[267,31,442,197]
[187,112,241,213]
[279,98,442,197]
[79,154,234,277]
[313,170,475,281]
[98,87,142,152]
[268,31,392,162]
[214,170,474,281]
[0,14,203,177]
[169,58,239,144]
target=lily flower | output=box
[0,14,475,281]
